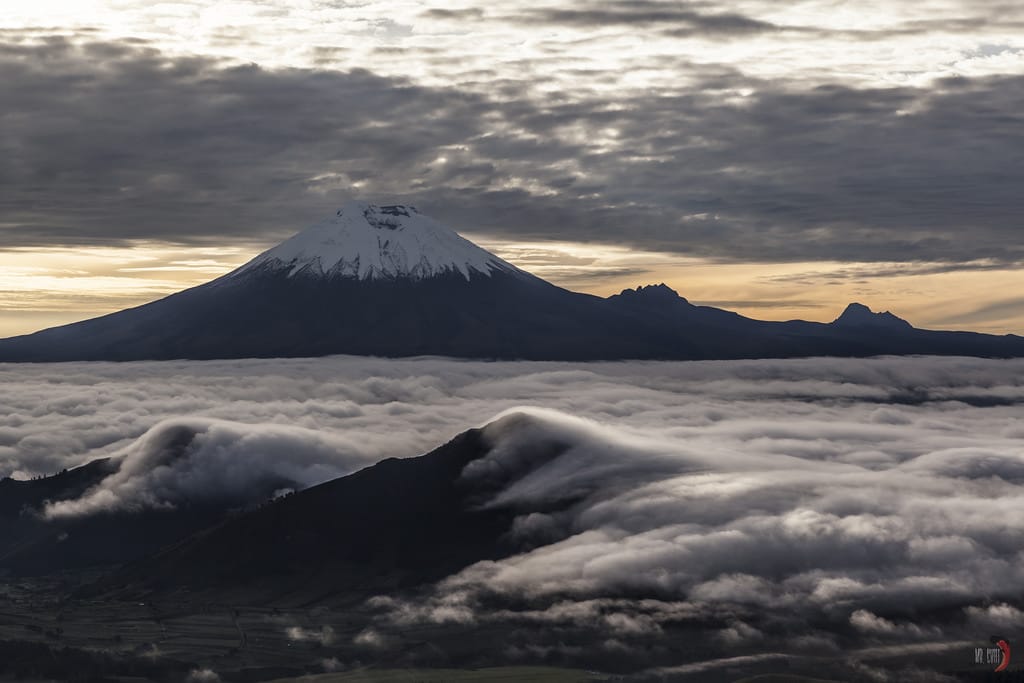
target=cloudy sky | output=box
[2,1,1024,336]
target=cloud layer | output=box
[4,355,1024,676]
[1,34,1024,266]
[368,398,1024,678]
[6,355,1024,481]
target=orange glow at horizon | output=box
[2,239,1023,339]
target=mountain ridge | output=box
[0,203,1022,362]
[88,425,524,604]
[832,302,913,330]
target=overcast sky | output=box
[2,1,1024,335]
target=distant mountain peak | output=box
[614,283,688,303]
[832,302,913,330]
[233,201,519,281]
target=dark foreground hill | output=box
[92,426,559,605]
[0,412,1008,682]
[0,414,565,591]
[0,458,249,576]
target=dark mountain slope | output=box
[0,269,699,362]
[0,456,261,577]
[1,202,1022,361]
[0,458,116,518]
[95,426,569,606]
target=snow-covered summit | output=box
[233,201,520,281]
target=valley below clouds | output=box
[3,355,1024,679]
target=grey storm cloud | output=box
[2,35,1024,264]
[4,354,1024,678]
[507,2,781,37]
[456,0,1022,40]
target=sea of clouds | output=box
[3,355,1023,678]
[371,403,1024,679]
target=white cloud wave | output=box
[43,417,372,517]
[3,355,1024,677]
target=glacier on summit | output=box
[233,201,521,281]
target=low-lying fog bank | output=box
[2,355,1022,679]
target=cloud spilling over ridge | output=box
[44,417,370,518]
[4,355,1024,676]
[368,405,1024,678]
[5,355,1024,482]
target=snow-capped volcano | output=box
[2,200,1024,362]
[234,202,518,281]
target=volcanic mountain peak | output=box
[233,201,519,281]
